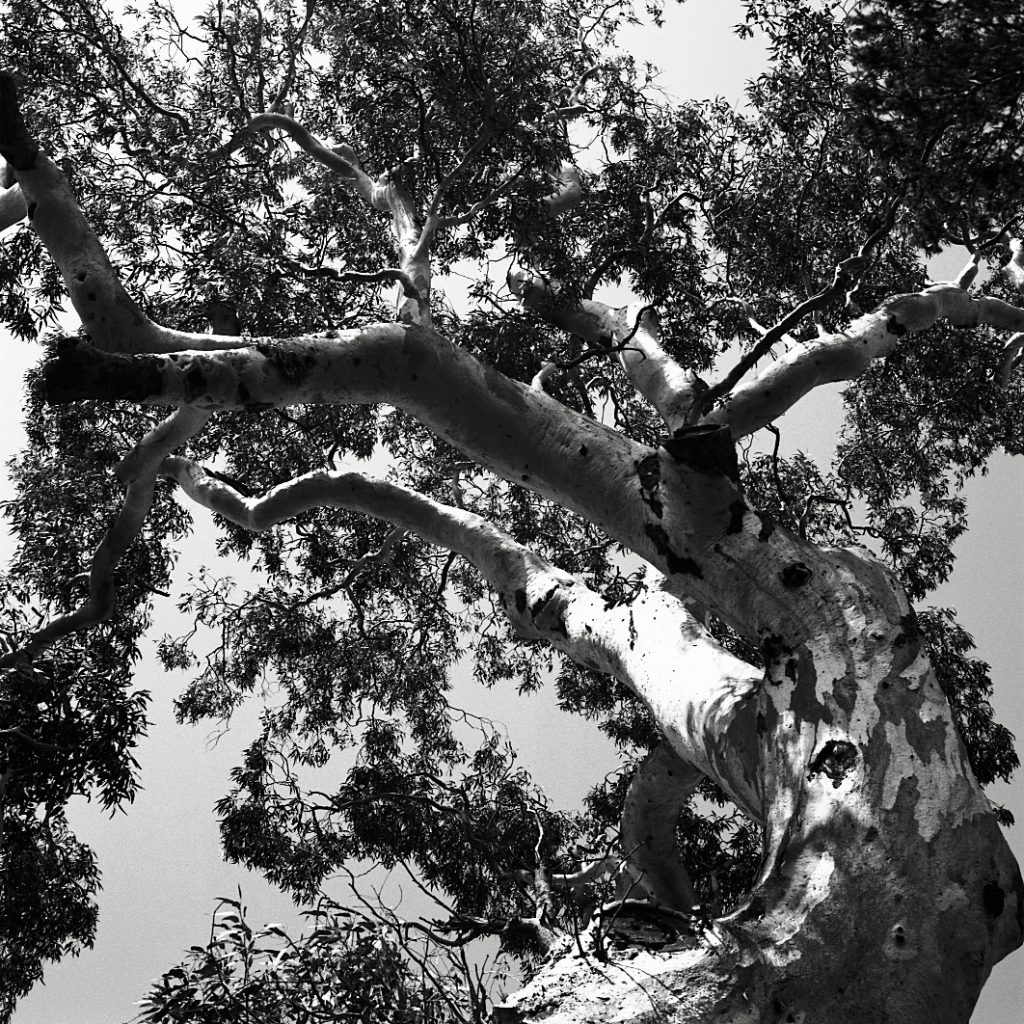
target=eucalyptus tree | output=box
[0,1,1022,1022]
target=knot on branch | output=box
[660,425,739,482]
[832,254,870,288]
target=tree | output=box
[0,0,1022,1021]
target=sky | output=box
[4,2,1024,1022]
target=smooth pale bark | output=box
[249,113,434,326]
[621,743,703,911]
[44,328,916,653]
[706,284,1024,438]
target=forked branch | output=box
[704,250,1024,438]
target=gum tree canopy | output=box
[0,0,1023,1021]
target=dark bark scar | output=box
[808,739,859,787]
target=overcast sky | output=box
[5,3,1023,1022]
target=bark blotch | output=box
[726,498,748,535]
[886,314,908,337]
[530,585,559,619]
[644,523,703,578]
[183,364,208,402]
[762,633,792,670]
[636,454,663,517]
[983,881,1006,918]
[256,344,316,385]
[894,610,921,649]
[780,562,813,588]
[808,740,859,787]
[662,423,739,481]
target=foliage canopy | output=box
[0,0,1022,1019]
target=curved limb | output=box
[0,75,246,354]
[704,243,1024,438]
[249,112,433,325]
[248,112,385,208]
[621,741,702,913]
[160,456,763,813]
[0,406,210,669]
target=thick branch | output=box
[697,253,872,418]
[249,113,432,324]
[543,164,583,218]
[621,742,701,912]
[705,282,1024,438]
[42,325,906,653]
[160,457,762,812]
[0,75,250,354]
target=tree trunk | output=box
[495,583,1023,1023]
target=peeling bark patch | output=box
[514,589,527,614]
[636,454,663,517]
[726,499,748,535]
[831,673,858,714]
[662,424,739,481]
[761,634,791,684]
[780,562,812,588]
[983,881,1006,918]
[808,740,858,787]
[886,315,907,337]
[644,524,703,578]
